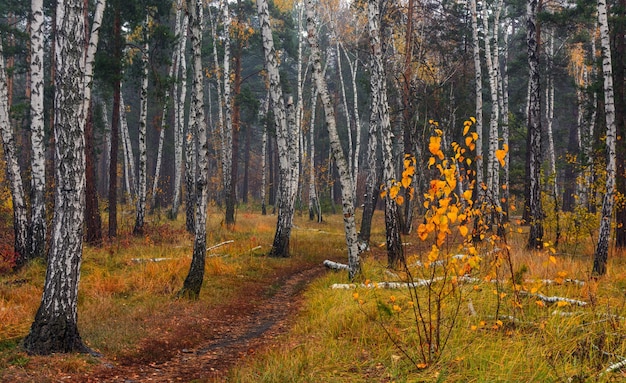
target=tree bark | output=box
[306,0,360,279]
[222,0,235,227]
[171,9,188,219]
[257,0,299,258]
[593,0,617,275]
[24,0,91,354]
[29,0,47,259]
[180,0,209,298]
[0,32,29,268]
[526,0,544,250]
[108,4,121,238]
[368,0,402,267]
[469,0,484,197]
[134,14,149,236]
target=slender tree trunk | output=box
[85,102,103,245]
[261,95,268,215]
[119,88,135,198]
[368,0,402,267]
[222,0,235,226]
[29,0,47,259]
[134,14,149,235]
[24,0,92,354]
[593,0,617,275]
[180,0,208,298]
[257,0,299,258]
[152,2,181,210]
[108,4,121,238]
[501,19,510,219]
[469,0,484,195]
[526,0,544,250]
[614,0,626,248]
[171,10,188,219]
[0,33,28,267]
[83,0,106,246]
[306,0,360,279]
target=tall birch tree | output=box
[29,0,46,259]
[592,0,617,275]
[306,0,360,279]
[526,0,544,250]
[134,14,149,235]
[0,35,28,268]
[24,0,92,354]
[368,0,402,267]
[257,0,299,258]
[180,0,209,298]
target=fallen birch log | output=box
[331,277,445,290]
[520,291,587,306]
[323,260,350,271]
[207,240,234,252]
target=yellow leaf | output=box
[535,300,546,307]
[459,225,468,237]
[429,136,442,156]
[549,256,557,264]
[401,176,412,189]
[465,136,473,147]
[428,157,436,168]
[556,301,570,307]
[470,116,476,123]
[463,123,470,136]
[495,148,507,167]
[462,189,473,201]
[417,363,428,369]
[395,195,405,206]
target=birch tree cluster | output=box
[0,0,625,353]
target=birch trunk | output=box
[0,34,28,267]
[308,87,321,222]
[133,15,149,235]
[261,95,269,215]
[222,0,235,226]
[171,10,188,219]
[501,19,510,219]
[305,0,360,279]
[257,0,298,257]
[592,0,617,275]
[24,0,91,353]
[368,0,402,267]
[29,0,46,259]
[469,0,484,193]
[184,100,197,233]
[526,0,544,250]
[336,41,354,189]
[119,88,135,197]
[483,1,501,204]
[152,2,183,210]
[180,0,209,298]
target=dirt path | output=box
[78,265,326,382]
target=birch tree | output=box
[180,0,209,298]
[29,0,46,259]
[257,0,299,258]
[133,14,149,235]
[306,0,360,279]
[0,34,28,268]
[526,0,544,250]
[369,0,402,267]
[170,8,188,219]
[24,0,93,354]
[592,0,617,275]
[222,0,235,227]
[469,0,484,195]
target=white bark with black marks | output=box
[134,14,149,235]
[0,33,28,267]
[257,0,298,257]
[306,0,360,279]
[593,0,616,275]
[24,0,92,354]
[180,0,208,298]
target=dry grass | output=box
[2,204,626,382]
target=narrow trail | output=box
[78,265,327,382]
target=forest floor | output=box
[2,261,327,383]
